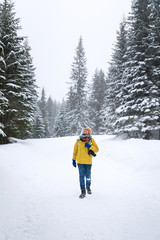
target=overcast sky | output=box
[13,0,131,101]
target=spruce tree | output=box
[102,18,127,134]
[66,36,89,135]
[46,96,59,137]
[146,0,160,139]
[53,101,68,137]
[0,0,37,140]
[116,0,157,139]
[16,39,38,138]
[32,104,45,138]
[88,69,106,134]
[0,0,24,138]
[38,88,49,137]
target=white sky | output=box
[13,0,131,101]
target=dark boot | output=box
[79,189,86,199]
[86,186,92,194]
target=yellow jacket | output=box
[72,138,99,165]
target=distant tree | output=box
[53,100,68,137]
[88,69,106,134]
[38,88,49,137]
[65,36,89,135]
[46,96,60,137]
[32,104,45,138]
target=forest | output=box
[0,0,160,144]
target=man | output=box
[72,128,99,199]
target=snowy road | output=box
[0,136,160,240]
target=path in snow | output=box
[0,136,160,240]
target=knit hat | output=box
[83,127,92,135]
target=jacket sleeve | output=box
[72,139,78,160]
[90,138,99,153]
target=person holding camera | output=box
[72,127,99,199]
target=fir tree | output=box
[102,18,127,134]
[115,0,158,139]
[88,69,106,134]
[53,100,68,137]
[46,96,60,137]
[0,0,37,140]
[66,36,89,135]
[146,0,160,138]
[32,104,45,138]
[38,88,49,137]
[16,39,38,138]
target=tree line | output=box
[54,0,160,139]
[0,0,160,144]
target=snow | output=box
[0,123,6,136]
[0,128,6,137]
[6,83,21,89]
[0,135,160,240]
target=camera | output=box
[88,149,96,157]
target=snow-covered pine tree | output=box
[148,0,160,92]
[65,86,77,136]
[116,0,157,139]
[65,36,89,135]
[46,96,60,137]
[0,0,25,138]
[102,18,127,134]
[20,38,38,136]
[32,104,45,138]
[145,0,160,139]
[88,69,106,134]
[0,0,37,140]
[16,39,38,138]
[38,88,49,137]
[53,100,68,137]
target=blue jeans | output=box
[78,164,92,190]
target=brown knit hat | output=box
[83,127,92,135]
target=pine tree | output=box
[0,0,37,140]
[0,0,24,138]
[46,96,60,137]
[102,18,127,134]
[22,38,38,132]
[88,69,106,134]
[53,100,68,137]
[32,104,45,138]
[38,88,49,137]
[65,36,89,135]
[146,0,160,139]
[16,39,38,138]
[65,86,76,136]
[115,0,157,139]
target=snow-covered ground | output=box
[0,135,160,240]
